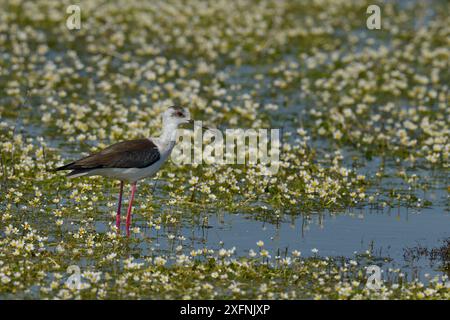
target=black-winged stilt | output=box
[55,106,192,236]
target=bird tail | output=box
[50,162,93,178]
[53,162,76,171]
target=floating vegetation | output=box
[0,0,449,299]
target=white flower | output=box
[292,250,301,257]
[154,257,167,266]
[1,276,11,284]
[106,253,117,260]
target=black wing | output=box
[56,139,161,170]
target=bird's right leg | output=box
[125,182,137,237]
[116,181,124,233]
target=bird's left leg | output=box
[115,181,124,234]
[125,182,137,237]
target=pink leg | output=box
[116,181,124,234]
[125,182,137,237]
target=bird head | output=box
[162,106,212,132]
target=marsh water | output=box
[10,61,449,284]
[80,159,449,282]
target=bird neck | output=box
[159,120,179,144]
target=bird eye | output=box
[176,111,184,117]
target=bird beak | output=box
[186,119,211,131]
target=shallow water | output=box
[83,169,449,282]
[114,201,447,280]
[209,207,449,277]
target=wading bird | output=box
[55,106,194,236]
